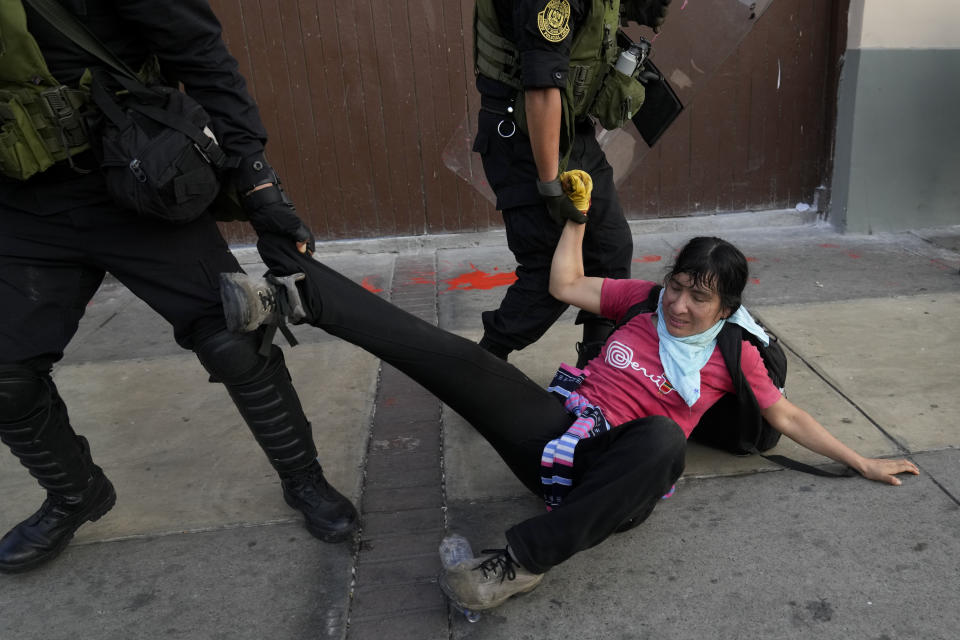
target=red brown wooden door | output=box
[209,0,845,244]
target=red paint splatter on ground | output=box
[360,277,383,293]
[383,397,397,407]
[848,253,861,259]
[746,257,757,262]
[633,255,662,263]
[444,264,518,291]
[819,243,841,248]
[750,278,761,285]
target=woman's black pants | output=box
[258,235,686,573]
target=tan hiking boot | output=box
[439,548,544,611]
[219,272,306,333]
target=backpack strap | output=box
[715,323,761,453]
[717,322,855,478]
[761,452,856,478]
[614,284,662,330]
[25,0,140,82]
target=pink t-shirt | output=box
[576,279,782,437]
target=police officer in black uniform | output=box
[0,0,357,573]
[473,0,670,366]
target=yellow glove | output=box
[559,170,593,213]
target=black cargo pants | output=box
[0,192,240,369]
[474,111,634,353]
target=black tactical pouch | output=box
[88,70,230,224]
[22,0,234,223]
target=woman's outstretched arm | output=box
[762,397,919,485]
[548,220,604,315]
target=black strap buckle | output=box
[40,85,87,148]
[193,132,227,169]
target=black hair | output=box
[665,237,748,314]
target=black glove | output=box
[537,176,588,225]
[233,153,314,251]
[621,0,671,32]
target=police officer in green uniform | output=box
[0,0,358,573]
[473,0,670,366]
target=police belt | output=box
[480,94,595,139]
[480,94,514,117]
[480,94,520,138]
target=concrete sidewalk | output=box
[1,211,958,640]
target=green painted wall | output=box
[832,49,960,233]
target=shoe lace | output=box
[283,464,331,506]
[474,549,516,583]
[26,495,76,526]
[265,273,307,324]
[256,286,279,314]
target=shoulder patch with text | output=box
[538,0,571,43]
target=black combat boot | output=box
[226,346,359,542]
[279,460,359,542]
[0,390,116,573]
[228,348,358,542]
[198,331,359,543]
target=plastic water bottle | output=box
[439,534,473,568]
[439,535,481,622]
[614,48,639,76]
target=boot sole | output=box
[0,481,116,574]
[438,570,543,612]
[282,492,358,544]
[304,519,358,544]
[219,273,256,333]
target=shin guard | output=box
[195,332,317,474]
[0,370,99,494]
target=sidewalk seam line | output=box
[766,319,960,505]
[753,311,912,455]
[344,252,450,639]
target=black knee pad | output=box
[194,329,279,386]
[198,329,314,474]
[0,365,52,424]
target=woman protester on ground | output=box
[219,171,918,614]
